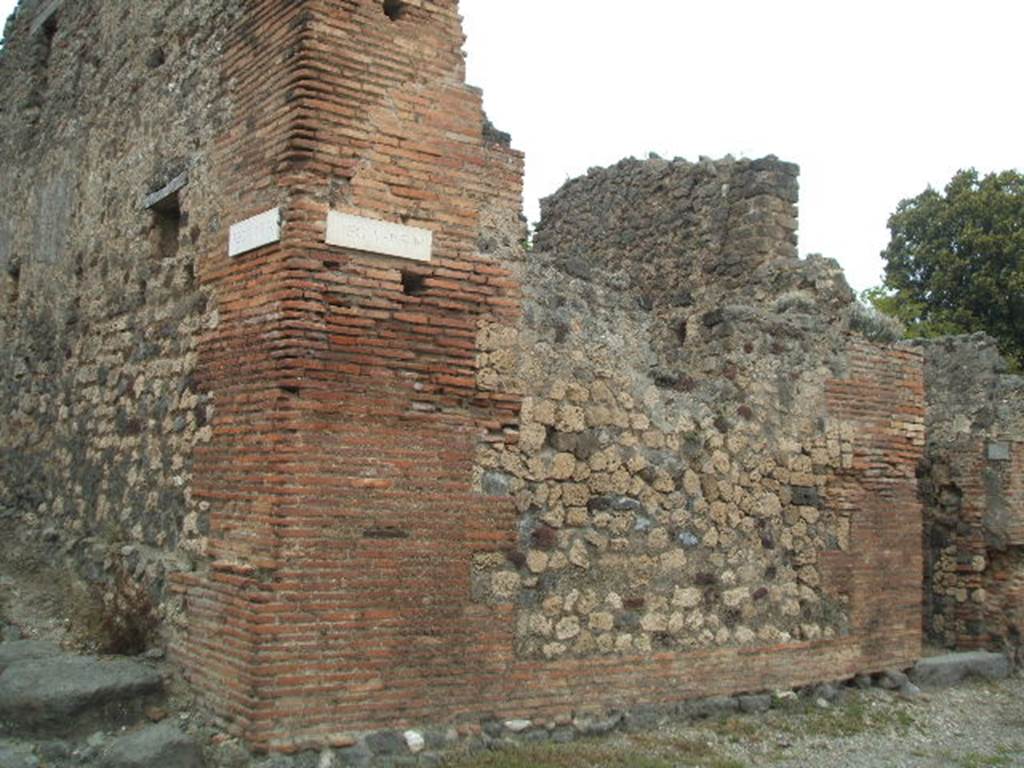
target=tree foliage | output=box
[867,169,1024,369]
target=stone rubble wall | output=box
[919,335,1024,653]
[0,0,237,625]
[470,153,925,740]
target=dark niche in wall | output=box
[144,172,187,263]
[383,0,408,21]
[151,194,181,262]
[6,257,21,312]
[401,269,427,296]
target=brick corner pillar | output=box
[169,0,525,751]
[824,341,926,672]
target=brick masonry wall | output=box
[824,343,924,664]
[2,0,929,754]
[168,0,527,751]
[919,335,1023,652]
[168,3,927,751]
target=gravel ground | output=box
[714,676,1023,768]
[446,676,1024,768]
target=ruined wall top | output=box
[534,156,801,298]
[520,154,909,406]
[918,333,1024,446]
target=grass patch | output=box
[952,753,1014,768]
[775,697,916,740]
[443,736,746,768]
[68,562,158,655]
[915,744,1022,768]
[706,716,768,744]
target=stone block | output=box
[877,669,909,690]
[480,471,512,496]
[677,695,739,720]
[364,730,406,756]
[0,655,162,737]
[143,171,188,212]
[0,640,61,674]
[790,486,820,507]
[910,652,1011,688]
[101,723,201,768]
[737,693,772,714]
[30,0,63,35]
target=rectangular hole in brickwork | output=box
[25,13,59,109]
[362,526,408,539]
[383,0,408,21]
[401,269,427,296]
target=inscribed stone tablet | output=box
[229,208,281,257]
[325,211,432,262]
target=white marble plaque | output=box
[229,208,281,257]
[325,211,432,262]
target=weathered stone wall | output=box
[0,0,235,626]
[919,335,1024,653]
[470,154,924,713]
[2,0,930,756]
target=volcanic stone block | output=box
[910,652,1011,688]
[0,655,163,736]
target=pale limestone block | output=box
[673,587,702,609]
[526,550,549,574]
[589,612,615,633]
[555,616,581,641]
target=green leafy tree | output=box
[867,169,1024,369]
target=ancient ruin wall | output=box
[919,335,1024,654]
[2,0,929,755]
[470,155,924,731]
[0,0,525,749]
[0,0,236,623]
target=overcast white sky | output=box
[4,1,1021,291]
